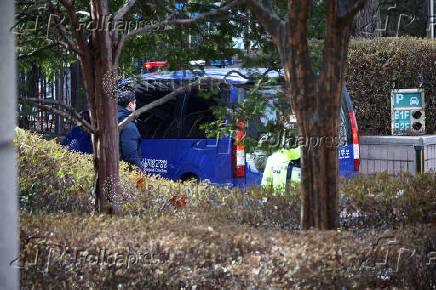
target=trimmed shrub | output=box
[346,37,436,135]
[19,214,436,288]
[15,129,194,216]
[15,128,94,213]
[16,130,436,288]
[339,171,436,229]
[15,130,436,229]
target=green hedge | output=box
[346,37,436,135]
[15,128,94,213]
[14,129,202,215]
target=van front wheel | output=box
[180,173,199,183]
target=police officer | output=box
[261,146,301,194]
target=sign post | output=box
[414,145,425,174]
[391,89,425,135]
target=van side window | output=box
[339,109,348,146]
[179,85,229,139]
[134,81,229,139]
[135,81,180,139]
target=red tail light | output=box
[232,121,245,178]
[349,111,360,171]
[144,61,167,70]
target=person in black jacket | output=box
[118,90,144,171]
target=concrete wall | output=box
[360,135,436,175]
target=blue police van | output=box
[64,68,360,187]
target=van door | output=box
[174,86,233,184]
[135,81,181,179]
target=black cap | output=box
[118,90,135,107]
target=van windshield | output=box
[245,88,350,147]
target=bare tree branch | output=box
[112,33,127,67]
[221,68,278,82]
[245,0,284,45]
[118,78,228,130]
[112,0,137,47]
[114,0,137,23]
[125,0,241,39]
[55,22,82,55]
[36,1,84,56]
[149,0,172,15]
[14,2,48,26]
[224,69,250,79]
[337,0,369,25]
[58,0,89,54]
[18,98,97,134]
[17,41,63,60]
[15,2,82,56]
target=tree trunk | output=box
[77,0,121,214]
[283,78,341,230]
[280,0,352,230]
[246,0,364,230]
[92,61,120,214]
[352,0,381,37]
[298,125,340,229]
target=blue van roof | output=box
[119,68,283,87]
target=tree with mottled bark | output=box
[245,0,367,229]
[352,0,381,37]
[15,0,240,214]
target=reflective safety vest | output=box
[261,147,301,191]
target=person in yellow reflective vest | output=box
[261,147,301,193]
